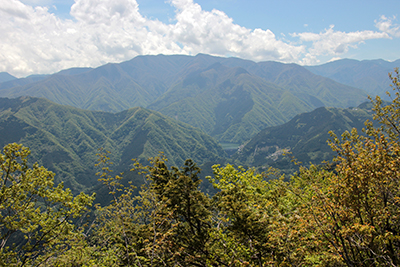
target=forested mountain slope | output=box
[233,102,373,171]
[149,60,366,143]
[149,63,313,143]
[0,96,226,193]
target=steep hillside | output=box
[0,96,226,193]
[149,62,366,143]
[0,64,157,112]
[172,54,367,109]
[232,102,373,171]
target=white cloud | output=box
[291,25,389,65]
[71,0,145,24]
[0,0,396,77]
[167,0,305,61]
[375,15,400,37]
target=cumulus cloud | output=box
[71,0,144,24]
[0,0,396,77]
[167,0,304,61]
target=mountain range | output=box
[0,54,368,143]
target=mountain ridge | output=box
[0,96,227,193]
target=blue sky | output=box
[2,0,400,77]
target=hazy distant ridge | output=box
[305,58,400,97]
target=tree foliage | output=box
[0,143,94,266]
[293,128,400,266]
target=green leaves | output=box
[208,164,310,266]
[0,143,95,266]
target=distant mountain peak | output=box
[0,72,17,83]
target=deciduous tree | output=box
[0,143,94,266]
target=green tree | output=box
[0,143,94,266]
[88,154,317,266]
[208,164,312,266]
[87,152,215,266]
